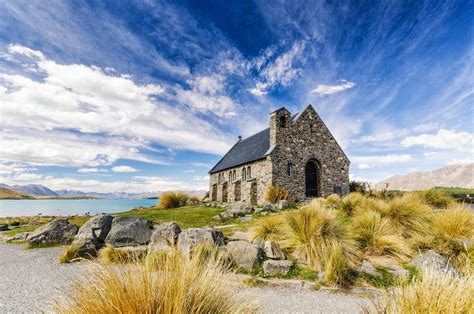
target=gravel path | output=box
[0,243,373,313]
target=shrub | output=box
[368,267,474,313]
[189,195,199,204]
[284,202,357,274]
[9,221,20,226]
[53,249,257,313]
[414,189,456,209]
[264,185,289,204]
[158,192,189,209]
[350,210,410,259]
[349,181,370,194]
[249,214,286,242]
[340,192,366,215]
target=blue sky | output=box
[0,0,472,193]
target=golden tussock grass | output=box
[158,191,189,209]
[340,192,366,215]
[368,267,474,313]
[249,214,286,242]
[53,248,257,313]
[59,244,86,263]
[263,185,289,204]
[97,246,147,264]
[413,189,456,209]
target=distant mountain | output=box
[375,163,474,191]
[4,184,58,196]
[0,187,34,199]
[55,189,138,199]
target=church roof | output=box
[209,128,271,174]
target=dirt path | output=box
[0,243,373,313]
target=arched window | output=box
[278,116,286,128]
[233,170,236,181]
[287,162,294,176]
[218,174,221,184]
[242,168,246,181]
[228,171,232,181]
[247,166,251,178]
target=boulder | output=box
[263,260,293,276]
[387,267,411,281]
[27,219,78,246]
[229,231,251,242]
[359,260,380,277]
[11,232,30,241]
[264,240,286,260]
[239,215,252,222]
[261,203,278,212]
[410,251,460,277]
[177,227,225,256]
[277,200,290,210]
[226,203,254,217]
[291,250,308,266]
[71,214,113,256]
[226,240,262,272]
[148,222,181,253]
[0,224,8,231]
[105,217,153,247]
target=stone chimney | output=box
[269,107,291,147]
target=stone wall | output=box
[209,158,272,204]
[270,106,350,201]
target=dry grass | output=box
[158,191,189,209]
[263,185,289,204]
[413,189,456,209]
[249,214,286,242]
[324,194,342,208]
[53,249,257,313]
[59,245,86,263]
[368,267,474,313]
[350,210,410,259]
[340,192,366,215]
[284,202,358,275]
[97,246,147,264]
[324,241,352,286]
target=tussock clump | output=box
[369,267,474,313]
[340,192,366,215]
[59,245,90,263]
[53,249,257,313]
[98,246,147,264]
[323,194,342,208]
[414,189,456,209]
[350,210,410,259]
[284,202,358,278]
[264,185,289,204]
[249,214,285,242]
[324,242,353,286]
[159,191,189,209]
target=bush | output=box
[249,214,286,242]
[369,267,474,313]
[350,210,410,259]
[158,192,189,209]
[284,202,357,276]
[53,249,257,313]
[9,221,20,226]
[414,189,456,209]
[340,192,366,215]
[264,185,289,204]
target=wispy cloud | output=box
[78,168,109,173]
[401,129,473,153]
[111,166,138,173]
[311,81,356,95]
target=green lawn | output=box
[117,205,231,228]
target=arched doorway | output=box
[305,160,320,198]
[211,184,217,201]
[222,182,228,202]
[234,181,241,201]
[250,182,257,205]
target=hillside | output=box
[2,184,58,196]
[375,163,474,191]
[0,187,34,199]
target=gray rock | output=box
[226,203,254,217]
[291,250,308,266]
[263,260,293,276]
[11,232,30,241]
[27,219,78,246]
[261,203,278,212]
[277,200,290,210]
[148,222,181,253]
[105,217,153,247]
[260,211,268,216]
[410,251,460,277]
[177,227,225,256]
[0,224,8,231]
[387,268,411,281]
[240,215,253,222]
[264,240,286,260]
[74,214,113,245]
[226,240,262,272]
[359,260,380,277]
[229,231,251,242]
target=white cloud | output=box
[352,154,412,165]
[112,166,137,173]
[0,45,233,168]
[311,81,356,95]
[78,168,108,173]
[401,129,473,153]
[193,175,209,181]
[191,162,211,168]
[250,42,305,96]
[183,169,195,173]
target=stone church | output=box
[209,105,350,204]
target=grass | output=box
[243,277,268,287]
[53,248,257,313]
[249,214,286,241]
[360,265,398,288]
[117,204,229,228]
[1,215,89,238]
[349,210,410,259]
[413,189,456,208]
[340,192,366,215]
[98,246,148,264]
[284,265,318,280]
[263,185,289,204]
[59,245,84,263]
[0,187,33,199]
[158,191,189,209]
[368,267,474,313]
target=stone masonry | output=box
[209,105,350,204]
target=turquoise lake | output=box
[0,199,157,217]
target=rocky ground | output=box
[0,242,374,313]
